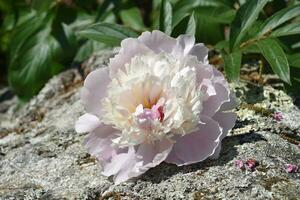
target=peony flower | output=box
[75,30,236,184]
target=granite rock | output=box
[0,50,299,200]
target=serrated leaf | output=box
[120,7,145,31]
[223,50,242,81]
[159,0,172,35]
[258,4,300,36]
[256,38,290,84]
[185,12,196,36]
[270,22,300,37]
[230,0,269,50]
[79,22,138,46]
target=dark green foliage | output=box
[0,0,300,101]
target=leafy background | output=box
[0,0,299,101]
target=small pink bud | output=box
[273,111,283,122]
[245,159,258,171]
[285,164,298,173]
[235,160,245,170]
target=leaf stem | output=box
[239,29,272,49]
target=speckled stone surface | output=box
[0,50,299,200]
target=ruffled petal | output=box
[201,82,230,117]
[165,116,222,166]
[102,139,173,184]
[138,30,177,53]
[75,113,101,133]
[172,35,195,57]
[188,43,209,64]
[81,67,110,116]
[135,138,173,173]
[84,125,119,160]
[109,38,152,78]
[210,111,237,159]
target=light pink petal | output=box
[210,111,237,159]
[138,30,177,54]
[188,43,209,64]
[134,138,173,173]
[172,35,195,57]
[75,113,101,133]
[165,116,222,166]
[101,139,173,184]
[84,125,119,160]
[81,67,110,116]
[102,147,136,184]
[201,82,230,117]
[109,38,152,78]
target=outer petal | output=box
[188,43,209,64]
[201,83,230,117]
[109,38,152,78]
[81,67,110,116]
[84,124,119,160]
[165,116,222,166]
[200,68,232,117]
[102,139,173,184]
[172,35,195,57]
[138,30,177,54]
[75,113,101,133]
[210,111,237,159]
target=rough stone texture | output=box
[0,50,299,200]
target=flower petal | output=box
[102,139,173,184]
[165,116,221,166]
[201,82,230,117]
[109,38,152,78]
[81,67,110,116]
[84,125,119,160]
[210,111,237,159]
[172,35,195,57]
[188,43,209,64]
[135,138,173,173]
[75,113,101,133]
[138,30,176,53]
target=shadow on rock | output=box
[140,132,267,184]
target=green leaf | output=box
[292,41,300,49]
[74,40,106,62]
[31,0,54,12]
[159,0,172,35]
[258,4,300,36]
[194,9,224,45]
[79,22,138,46]
[120,7,145,31]
[223,50,242,81]
[230,0,269,50]
[256,38,290,84]
[194,6,236,24]
[214,40,229,51]
[8,14,64,100]
[185,12,196,36]
[287,54,300,68]
[270,22,300,37]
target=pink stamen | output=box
[151,104,164,122]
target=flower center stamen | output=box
[134,104,164,130]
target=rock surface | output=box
[0,50,299,200]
